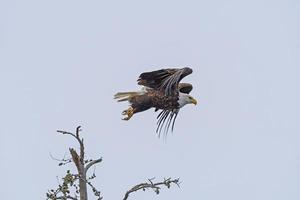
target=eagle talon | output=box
[122,116,130,120]
[122,107,134,120]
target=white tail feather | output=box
[114,89,146,102]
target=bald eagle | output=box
[114,67,197,136]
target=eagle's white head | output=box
[178,92,197,108]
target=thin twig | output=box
[49,153,72,166]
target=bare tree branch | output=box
[57,126,84,150]
[86,179,102,200]
[123,178,180,200]
[85,158,102,174]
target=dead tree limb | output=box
[123,178,180,200]
[85,158,102,174]
[47,126,102,200]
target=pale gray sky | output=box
[1,0,300,199]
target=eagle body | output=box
[129,89,180,112]
[114,67,197,136]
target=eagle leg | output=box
[122,106,135,120]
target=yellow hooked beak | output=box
[191,97,198,105]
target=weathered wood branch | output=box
[85,158,102,174]
[123,178,180,200]
[69,148,81,172]
[57,131,81,147]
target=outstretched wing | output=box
[155,83,193,136]
[138,67,193,95]
[156,109,179,138]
